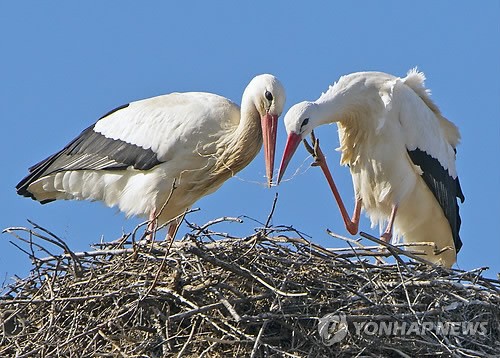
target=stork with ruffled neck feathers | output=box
[17,74,286,239]
[277,69,464,267]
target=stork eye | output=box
[300,118,309,129]
[265,91,273,101]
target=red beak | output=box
[261,113,279,187]
[277,132,302,184]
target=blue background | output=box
[1,2,498,284]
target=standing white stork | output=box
[17,74,286,238]
[277,69,464,267]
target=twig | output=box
[264,193,279,231]
[360,231,438,267]
[189,216,243,236]
[176,316,200,358]
[26,220,83,276]
[209,287,241,322]
[149,179,178,241]
[187,246,307,297]
[2,218,499,357]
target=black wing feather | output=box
[17,103,162,200]
[407,148,465,253]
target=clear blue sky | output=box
[1,2,499,282]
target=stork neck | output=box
[317,92,381,127]
[234,101,263,150]
[211,98,262,179]
[315,98,344,125]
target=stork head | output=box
[277,72,387,184]
[244,74,286,187]
[277,101,318,184]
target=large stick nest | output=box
[1,217,499,357]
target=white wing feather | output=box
[387,78,458,178]
[93,92,240,161]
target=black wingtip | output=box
[15,150,62,203]
[456,176,465,203]
[16,177,38,201]
[16,176,36,199]
[16,177,55,204]
[407,148,464,255]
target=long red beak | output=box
[277,132,302,184]
[261,113,279,187]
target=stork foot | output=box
[303,130,326,167]
[144,229,156,242]
[380,205,397,244]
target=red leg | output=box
[146,210,158,241]
[308,136,361,235]
[349,198,362,235]
[381,205,398,243]
[167,218,181,241]
[146,210,181,241]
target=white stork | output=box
[17,74,286,238]
[277,69,464,267]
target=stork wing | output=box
[17,92,239,198]
[390,79,465,253]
